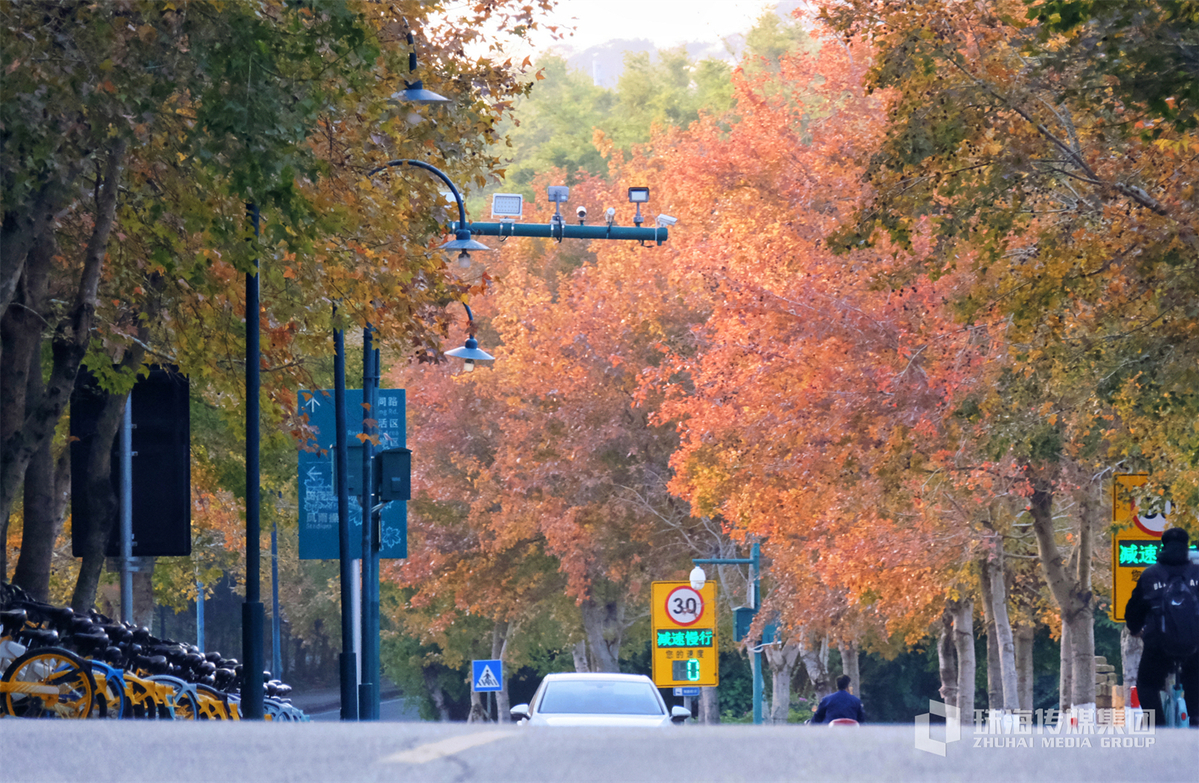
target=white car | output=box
[510,672,691,727]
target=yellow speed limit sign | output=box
[651,581,718,688]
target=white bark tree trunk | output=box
[839,640,861,698]
[580,597,623,672]
[988,547,1020,711]
[951,599,975,725]
[491,620,515,720]
[699,686,720,724]
[1120,625,1143,709]
[764,642,801,724]
[798,633,832,700]
[938,608,958,707]
[1028,473,1095,713]
[979,556,1003,710]
[1059,619,1073,714]
[571,639,590,673]
[1015,623,1035,711]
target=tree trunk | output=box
[579,596,623,672]
[1028,471,1095,713]
[466,690,488,723]
[132,557,156,628]
[1059,619,1073,714]
[69,387,130,613]
[839,640,861,699]
[979,556,1003,710]
[938,607,958,707]
[1120,625,1143,709]
[988,546,1019,711]
[11,331,69,601]
[1015,623,1035,711]
[0,141,126,530]
[0,237,53,580]
[764,641,801,724]
[699,686,719,724]
[491,619,515,720]
[950,598,975,725]
[422,668,451,721]
[571,639,590,673]
[798,632,832,700]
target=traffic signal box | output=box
[651,581,718,688]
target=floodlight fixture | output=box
[627,187,650,203]
[547,186,570,203]
[491,193,524,219]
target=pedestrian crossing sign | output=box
[472,659,503,692]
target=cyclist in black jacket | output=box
[1124,527,1199,728]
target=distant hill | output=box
[564,37,738,89]
[551,1,806,87]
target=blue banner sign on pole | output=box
[297,388,407,560]
[673,687,701,697]
[472,659,504,693]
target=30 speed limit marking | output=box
[664,586,705,626]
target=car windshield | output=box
[537,680,664,715]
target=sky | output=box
[530,0,784,55]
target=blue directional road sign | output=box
[297,388,407,560]
[471,659,503,693]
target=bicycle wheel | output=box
[1,647,96,719]
[151,675,200,721]
[89,664,124,719]
[195,683,230,719]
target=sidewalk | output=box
[287,678,405,717]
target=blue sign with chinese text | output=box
[297,388,407,560]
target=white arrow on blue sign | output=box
[472,659,503,693]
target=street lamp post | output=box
[692,542,763,724]
[330,159,489,721]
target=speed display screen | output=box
[671,659,702,682]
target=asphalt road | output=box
[2,722,1195,783]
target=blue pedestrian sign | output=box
[297,388,407,560]
[471,659,503,693]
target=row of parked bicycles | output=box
[0,583,307,721]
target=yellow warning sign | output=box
[650,581,718,688]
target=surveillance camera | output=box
[605,207,616,225]
[656,214,678,227]
[576,205,587,220]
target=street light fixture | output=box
[445,304,495,372]
[389,30,450,105]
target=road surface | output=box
[2,721,1194,782]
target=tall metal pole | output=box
[242,202,265,720]
[693,545,765,725]
[196,579,205,650]
[751,543,763,726]
[119,399,133,623]
[333,317,358,720]
[271,519,282,678]
[359,324,380,720]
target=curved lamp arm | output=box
[366,159,467,232]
